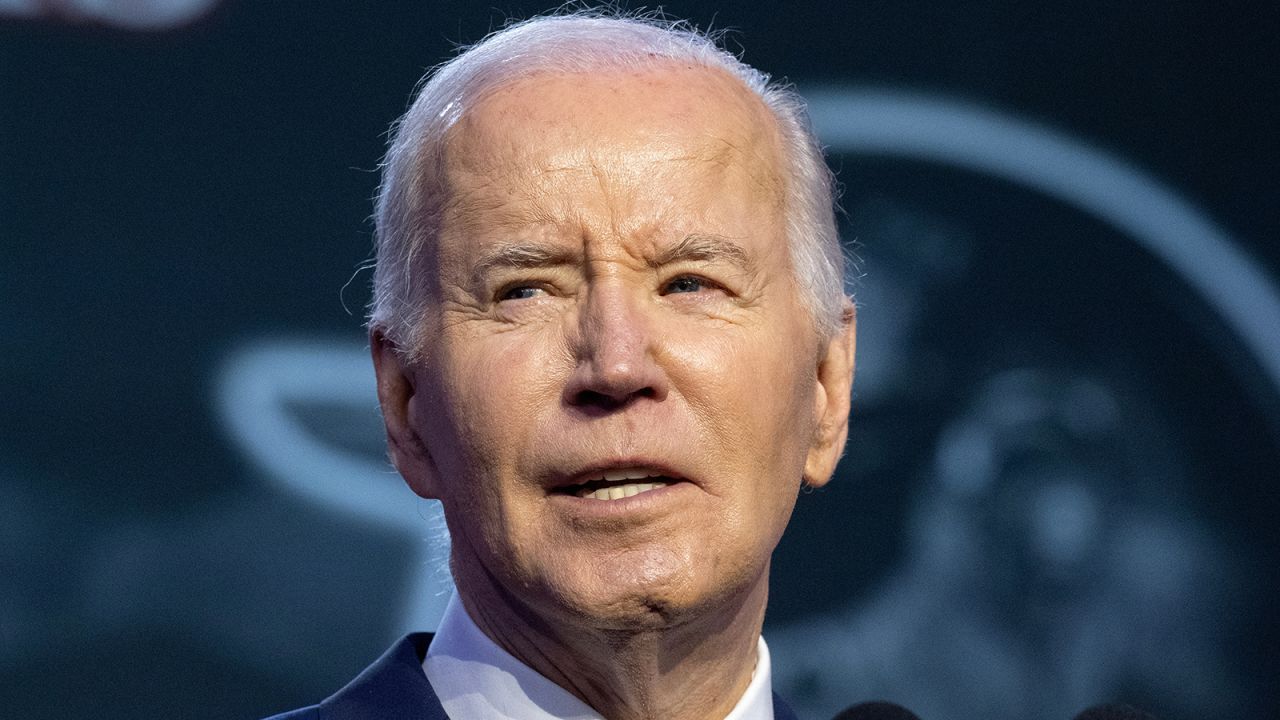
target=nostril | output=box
[569,385,657,410]
[571,389,617,409]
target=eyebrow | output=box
[471,243,579,284]
[649,234,754,272]
[469,233,754,284]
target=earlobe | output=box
[802,301,857,489]
[370,328,440,499]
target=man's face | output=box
[376,65,854,630]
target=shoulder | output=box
[258,633,440,720]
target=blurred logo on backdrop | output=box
[217,338,453,635]
[0,0,219,29]
[216,89,1278,720]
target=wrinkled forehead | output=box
[439,63,788,209]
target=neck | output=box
[455,568,770,720]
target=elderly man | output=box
[268,10,855,720]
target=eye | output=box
[662,275,711,295]
[499,285,547,301]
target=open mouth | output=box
[553,468,680,501]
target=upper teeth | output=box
[601,468,663,482]
[578,468,670,500]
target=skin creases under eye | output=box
[489,281,564,325]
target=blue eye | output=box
[663,276,707,294]
[500,286,545,301]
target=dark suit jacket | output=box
[264,633,799,720]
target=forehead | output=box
[438,63,787,223]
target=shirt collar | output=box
[422,593,774,720]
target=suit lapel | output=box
[772,691,800,720]
[318,633,448,720]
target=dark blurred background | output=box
[2,2,1276,719]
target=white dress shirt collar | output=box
[422,593,775,720]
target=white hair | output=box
[370,9,847,357]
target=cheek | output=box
[662,321,817,556]
[427,331,565,493]
[425,332,572,570]
[666,324,817,457]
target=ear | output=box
[803,300,857,489]
[370,327,440,499]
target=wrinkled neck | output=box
[454,560,770,720]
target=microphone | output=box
[1072,704,1159,720]
[832,701,922,720]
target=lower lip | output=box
[548,481,694,519]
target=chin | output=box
[548,546,756,631]
[559,585,702,632]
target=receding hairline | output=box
[436,61,791,209]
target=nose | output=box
[563,284,669,411]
